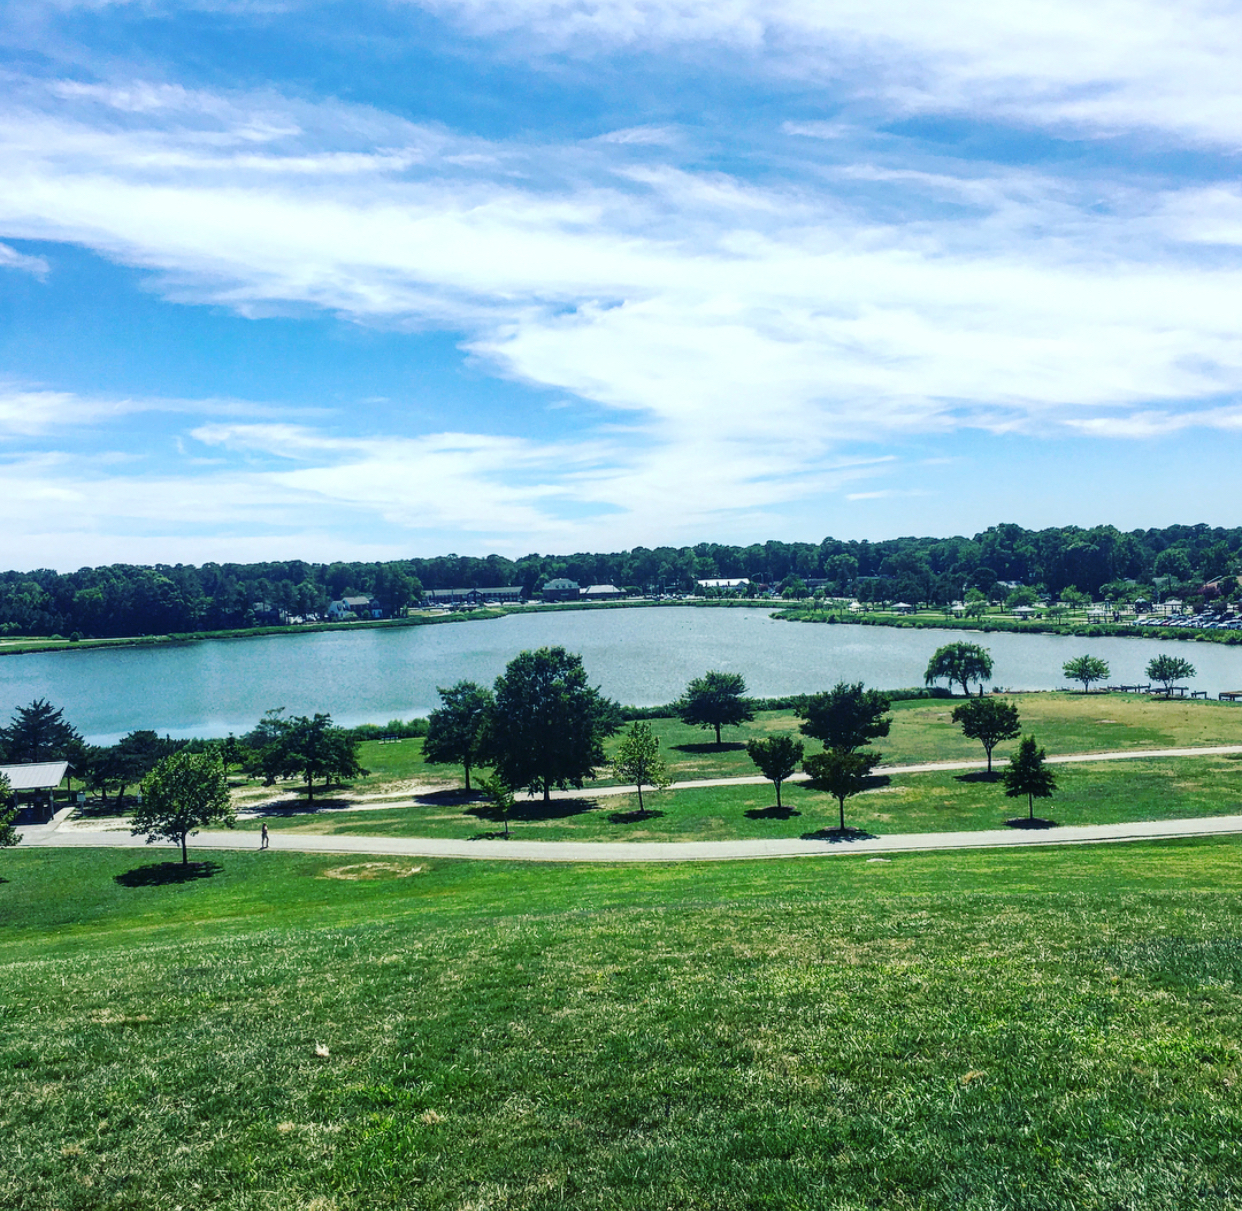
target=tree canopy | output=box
[1062,655,1111,693]
[1146,654,1196,695]
[0,698,82,764]
[483,647,621,801]
[798,682,891,753]
[952,697,1021,773]
[613,722,671,816]
[1002,736,1057,821]
[676,670,755,746]
[746,735,803,809]
[423,681,494,791]
[251,711,367,801]
[924,643,994,697]
[131,750,234,865]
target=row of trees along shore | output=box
[0,641,1199,859]
[1,521,1240,638]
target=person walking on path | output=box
[260,822,269,850]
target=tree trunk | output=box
[464,762,471,792]
[985,746,993,774]
[637,784,644,815]
[180,831,188,866]
[1028,792,1034,820]
[838,796,846,831]
[543,781,551,803]
[775,780,782,809]
[714,722,722,746]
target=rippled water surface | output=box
[4,607,1242,743]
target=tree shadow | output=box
[862,774,891,790]
[608,808,667,824]
[467,830,512,841]
[74,798,132,819]
[745,805,801,820]
[467,797,596,824]
[414,788,485,806]
[115,861,223,887]
[1005,816,1059,830]
[251,797,354,817]
[671,741,747,754]
[956,771,1002,784]
[800,827,879,843]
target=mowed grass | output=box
[5,841,1242,1209]
[238,753,1242,842]
[321,694,1242,803]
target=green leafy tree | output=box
[257,712,367,801]
[0,773,18,849]
[484,647,621,801]
[1004,586,1038,609]
[952,697,1021,773]
[1002,736,1057,821]
[802,750,876,832]
[131,750,235,866]
[0,698,82,763]
[613,722,671,816]
[676,670,755,746]
[1146,654,1196,696]
[423,680,494,791]
[1063,655,1111,693]
[479,774,515,839]
[798,682,891,752]
[746,735,804,808]
[924,642,994,697]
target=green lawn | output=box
[4,841,1242,1209]
[318,694,1242,806]
[237,752,1242,842]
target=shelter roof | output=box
[1,761,69,791]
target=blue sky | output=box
[3,1,1242,570]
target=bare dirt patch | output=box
[319,862,424,881]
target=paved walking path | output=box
[19,743,1242,864]
[19,811,1242,864]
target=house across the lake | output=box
[541,578,581,602]
[581,584,625,600]
[423,586,523,606]
[327,596,383,620]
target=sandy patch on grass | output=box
[319,862,424,881]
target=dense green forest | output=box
[2,522,1239,639]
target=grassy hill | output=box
[5,841,1242,1209]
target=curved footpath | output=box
[16,743,1242,863]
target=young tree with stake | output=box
[1002,736,1057,822]
[746,735,804,809]
[613,722,671,816]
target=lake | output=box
[4,607,1242,743]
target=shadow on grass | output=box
[746,805,801,820]
[414,788,485,806]
[115,860,223,887]
[468,830,512,841]
[800,826,879,843]
[671,741,747,755]
[608,808,666,825]
[1005,817,1059,830]
[956,770,1002,784]
[467,797,596,824]
[251,798,354,817]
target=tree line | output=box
[2,521,1240,638]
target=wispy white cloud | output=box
[417,0,1242,148]
[0,241,48,276]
